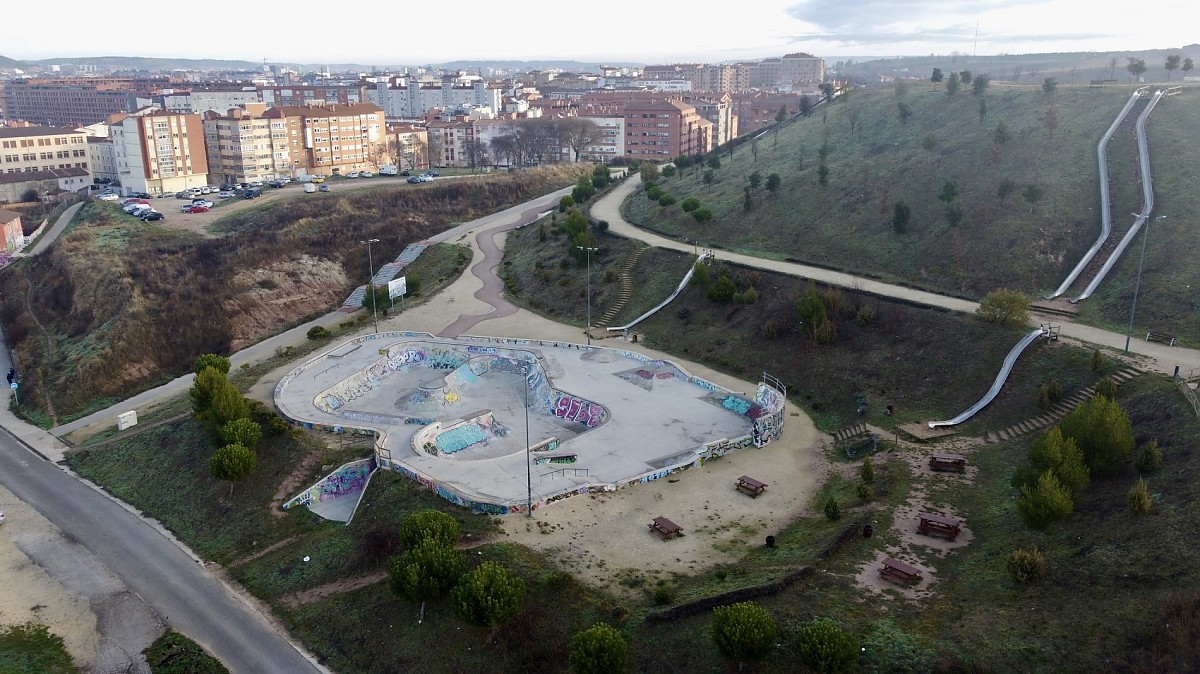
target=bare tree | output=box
[463,138,488,172]
[489,135,516,169]
[1109,56,1119,80]
[559,118,599,163]
[427,133,444,169]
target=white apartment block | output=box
[576,115,625,162]
[113,107,209,195]
[159,88,261,115]
[368,80,504,119]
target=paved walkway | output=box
[589,174,1200,376]
[28,201,84,256]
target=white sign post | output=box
[387,277,407,311]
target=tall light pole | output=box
[360,238,380,334]
[1124,215,1163,353]
[575,245,599,346]
[523,365,532,518]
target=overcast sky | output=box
[5,0,1195,65]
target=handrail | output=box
[1046,89,1145,299]
[1071,89,1163,303]
[928,328,1046,428]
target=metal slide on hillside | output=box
[606,253,711,334]
[1071,88,1166,302]
[1045,88,1146,299]
[928,328,1047,429]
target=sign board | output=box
[117,410,138,431]
[387,277,407,299]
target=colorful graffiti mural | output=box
[283,458,375,510]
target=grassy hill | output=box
[621,84,1200,341]
[0,167,583,424]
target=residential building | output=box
[87,136,118,183]
[263,103,384,175]
[425,118,479,168]
[0,209,22,251]
[751,53,825,90]
[622,99,711,161]
[203,104,296,183]
[2,77,167,126]
[0,168,90,205]
[386,124,429,171]
[729,92,803,134]
[0,126,90,174]
[367,79,504,119]
[113,107,208,196]
[258,84,366,108]
[159,87,260,114]
[688,94,736,146]
[574,114,625,162]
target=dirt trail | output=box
[268,449,324,519]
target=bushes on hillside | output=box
[1006,547,1047,584]
[569,623,628,674]
[1128,478,1153,515]
[399,510,460,549]
[794,618,857,673]
[451,561,527,628]
[1059,395,1135,474]
[977,289,1029,327]
[388,538,467,602]
[1017,470,1073,531]
[710,602,776,666]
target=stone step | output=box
[987,431,999,443]
[998,429,1011,441]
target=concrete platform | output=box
[274,332,784,513]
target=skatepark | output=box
[274,332,786,515]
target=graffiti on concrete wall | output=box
[553,394,605,428]
[283,458,375,510]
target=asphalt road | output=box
[0,432,324,674]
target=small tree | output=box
[959,70,973,86]
[1094,377,1118,399]
[1022,184,1044,215]
[892,201,911,234]
[210,443,256,496]
[219,417,262,450]
[823,495,840,521]
[1059,395,1135,474]
[1042,77,1058,95]
[206,380,251,432]
[190,367,227,420]
[1136,439,1162,473]
[1164,54,1181,80]
[795,618,857,674]
[817,164,830,187]
[742,188,753,211]
[387,538,466,602]
[860,456,875,484]
[1006,548,1046,584]
[702,170,714,184]
[559,195,575,212]
[945,202,964,227]
[1025,427,1090,496]
[1126,57,1147,82]
[972,73,990,96]
[1090,348,1105,372]
[897,101,913,124]
[977,289,1029,326]
[1182,57,1194,77]
[993,120,1010,148]
[748,171,762,189]
[766,173,781,192]
[1018,470,1074,531]
[710,602,776,666]
[945,71,961,95]
[569,623,628,674]
[193,353,231,376]
[640,163,659,182]
[660,165,677,178]
[451,561,526,628]
[691,207,713,224]
[856,482,874,503]
[800,94,813,117]
[938,180,960,204]
[400,510,460,549]
[1128,478,1152,515]
[707,156,720,170]
[361,284,390,313]
[930,67,944,83]
[996,178,1016,202]
[572,176,596,203]
[681,197,701,212]
[658,193,676,207]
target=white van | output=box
[303,183,317,193]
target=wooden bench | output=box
[735,475,768,498]
[929,453,967,473]
[648,516,683,540]
[917,513,961,541]
[1146,330,1177,347]
[879,557,921,586]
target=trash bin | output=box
[765,535,776,548]
[862,524,873,538]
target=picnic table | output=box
[879,557,921,585]
[648,516,683,540]
[929,453,967,473]
[735,475,768,498]
[917,512,961,541]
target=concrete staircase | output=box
[340,241,431,312]
[594,243,648,329]
[832,422,869,443]
[984,367,1142,443]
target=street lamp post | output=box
[360,238,380,335]
[575,246,599,346]
[523,365,532,518]
[1124,215,1163,353]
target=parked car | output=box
[141,211,164,221]
[418,175,433,182]
[318,184,330,192]
[267,180,284,188]
[122,197,150,205]
[129,191,152,199]
[190,199,214,208]
[217,191,235,199]
[427,171,441,177]
[406,176,422,184]
[303,183,317,194]
[183,205,209,213]
[129,205,153,216]
[345,171,360,179]
[361,171,374,178]
[97,193,120,201]
[199,186,212,194]
[248,180,262,188]
[401,170,411,176]
[310,176,325,184]
[244,188,262,199]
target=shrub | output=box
[1094,377,1118,399]
[856,482,874,503]
[451,561,527,628]
[856,305,876,326]
[661,165,677,178]
[193,353,231,376]
[1090,348,1105,372]
[559,195,575,212]
[860,456,875,484]
[1025,427,1090,496]
[977,289,1029,326]
[749,171,762,188]
[1017,470,1073,531]
[658,193,676,207]
[766,173,781,192]
[813,317,837,345]
[823,495,840,521]
[651,583,677,605]
[219,417,263,450]
[267,415,292,436]
[691,207,713,223]
[795,618,857,673]
[1059,395,1134,474]
[702,170,714,184]
[892,201,911,234]
[860,619,930,674]
[1136,439,1162,473]
[595,220,609,232]
[399,510,460,549]
[681,197,701,212]
[189,367,227,420]
[707,156,720,170]
[569,623,628,674]
[710,602,776,665]
[640,163,659,182]
[387,538,467,601]
[735,287,759,305]
[1006,547,1047,584]
[645,186,663,201]
[603,269,617,283]
[707,275,736,303]
[1128,478,1152,515]
[306,325,332,340]
[1047,378,1064,401]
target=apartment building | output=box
[574,114,625,162]
[425,118,482,168]
[258,85,366,108]
[159,87,260,114]
[386,124,429,170]
[87,136,118,183]
[729,92,803,134]
[2,77,167,126]
[623,100,712,161]
[368,79,504,119]
[112,107,208,195]
[751,53,824,90]
[688,94,736,147]
[0,126,90,174]
[203,104,296,183]
[263,103,384,175]
[642,63,750,93]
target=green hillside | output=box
[622,84,1200,335]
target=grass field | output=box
[0,623,75,674]
[621,84,1200,344]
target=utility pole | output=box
[1124,215,1163,353]
[360,238,380,334]
[523,366,532,518]
[575,246,599,346]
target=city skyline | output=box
[3,0,1196,66]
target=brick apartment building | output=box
[622,99,712,161]
[262,103,384,175]
[203,104,297,183]
[2,77,171,126]
[729,92,804,135]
